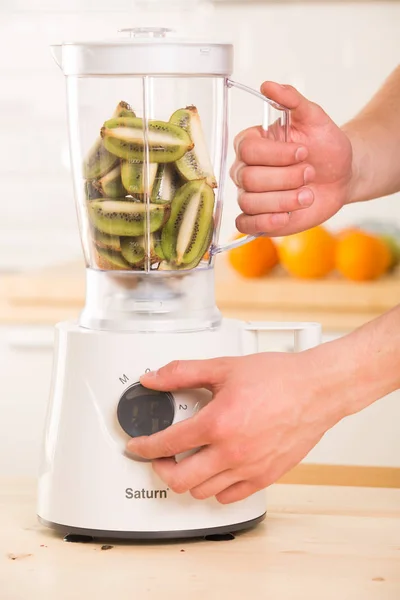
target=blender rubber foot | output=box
[204,533,235,541]
[63,534,94,544]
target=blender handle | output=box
[244,322,322,353]
[210,78,291,257]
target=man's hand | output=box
[231,81,354,236]
[126,351,345,504]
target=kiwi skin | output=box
[88,200,169,237]
[94,247,131,270]
[158,222,213,272]
[92,227,121,252]
[161,180,215,265]
[83,101,136,180]
[170,106,217,188]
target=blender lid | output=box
[51,27,234,76]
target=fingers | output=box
[151,446,224,494]
[231,163,316,193]
[140,357,233,392]
[234,136,308,167]
[236,212,291,234]
[260,81,328,126]
[190,470,242,500]
[216,481,260,505]
[238,188,314,215]
[126,410,211,459]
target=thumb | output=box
[261,81,328,126]
[139,357,233,392]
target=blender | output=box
[37,28,321,539]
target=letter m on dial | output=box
[119,374,129,385]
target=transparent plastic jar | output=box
[52,27,290,331]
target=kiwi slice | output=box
[170,106,217,188]
[121,161,158,195]
[151,164,183,205]
[83,142,119,181]
[92,228,121,252]
[93,164,125,198]
[120,234,162,266]
[159,222,213,271]
[95,247,131,271]
[161,180,215,265]
[154,230,165,261]
[120,236,146,265]
[85,180,102,200]
[158,225,214,271]
[88,199,168,237]
[83,102,136,180]
[101,117,193,163]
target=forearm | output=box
[341,65,400,204]
[313,305,400,424]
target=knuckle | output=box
[240,167,255,190]
[277,193,297,212]
[253,214,268,233]
[237,192,248,213]
[233,132,243,152]
[160,439,177,457]
[235,214,252,235]
[208,414,229,443]
[229,161,238,181]
[163,360,183,378]
[169,476,189,494]
[226,445,245,466]
[190,487,209,500]
[239,139,255,163]
[216,493,232,505]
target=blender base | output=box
[37,319,268,539]
[39,513,266,541]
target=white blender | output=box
[37,28,321,540]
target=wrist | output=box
[340,123,370,205]
[308,306,400,423]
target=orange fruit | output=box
[279,225,336,279]
[228,233,279,278]
[336,230,391,281]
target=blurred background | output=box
[1,0,399,486]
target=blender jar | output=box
[52,28,290,331]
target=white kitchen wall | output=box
[1,0,399,270]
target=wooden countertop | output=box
[0,259,399,330]
[1,481,399,599]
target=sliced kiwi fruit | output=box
[120,233,162,267]
[85,180,102,200]
[83,102,136,180]
[92,228,121,252]
[120,236,146,265]
[83,143,119,181]
[88,199,168,237]
[121,161,158,195]
[154,230,165,261]
[170,106,217,188]
[95,247,131,271]
[151,164,183,205]
[161,180,215,265]
[93,163,125,198]
[101,117,193,163]
[158,222,213,271]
